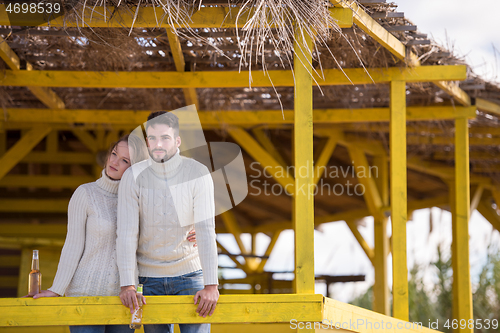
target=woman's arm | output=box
[40,186,89,297]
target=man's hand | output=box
[120,285,139,314]
[194,285,219,317]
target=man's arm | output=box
[116,168,141,313]
[192,169,219,317]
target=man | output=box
[117,111,219,333]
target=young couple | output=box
[33,111,219,333]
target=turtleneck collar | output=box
[149,148,182,178]
[96,169,120,194]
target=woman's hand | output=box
[32,290,60,299]
[187,229,197,247]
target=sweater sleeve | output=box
[48,186,88,296]
[116,168,140,287]
[192,169,218,286]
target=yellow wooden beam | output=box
[2,106,477,128]
[256,231,281,273]
[72,129,98,153]
[293,29,315,295]
[21,152,95,164]
[323,297,438,333]
[0,175,93,188]
[216,240,247,272]
[26,85,66,109]
[0,126,52,180]
[348,146,385,222]
[434,81,471,106]
[0,236,65,249]
[476,98,500,117]
[332,0,405,60]
[407,135,500,146]
[390,80,408,321]
[452,118,473,332]
[0,199,68,213]
[251,128,288,168]
[227,127,295,194]
[313,134,338,185]
[0,255,20,267]
[0,66,467,89]
[0,294,323,326]
[0,224,67,238]
[470,185,484,214]
[477,199,500,233]
[346,220,374,265]
[0,5,353,29]
[0,36,20,70]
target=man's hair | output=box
[146,111,179,137]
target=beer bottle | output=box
[28,250,42,296]
[130,284,144,330]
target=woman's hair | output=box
[127,133,149,165]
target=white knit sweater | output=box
[116,150,218,287]
[49,170,121,297]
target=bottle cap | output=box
[137,284,143,293]
[33,250,39,259]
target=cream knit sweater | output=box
[49,170,121,297]
[116,150,218,287]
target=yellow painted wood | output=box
[0,126,52,180]
[0,66,467,89]
[0,327,69,333]
[251,128,287,168]
[0,255,20,267]
[373,216,390,315]
[345,221,374,265]
[21,152,95,164]
[2,106,477,128]
[0,276,18,288]
[348,146,385,222]
[26,86,66,109]
[0,36,21,70]
[0,5,352,29]
[331,0,405,59]
[407,136,500,146]
[477,199,500,233]
[0,175,93,188]
[0,294,323,326]
[227,127,295,194]
[72,129,98,153]
[476,97,500,116]
[452,118,473,332]
[0,237,64,250]
[216,241,247,272]
[293,28,315,295]
[322,297,439,333]
[256,231,281,273]
[0,199,68,213]
[0,224,67,238]
[434,81,471,106]
[390,80,408,321]
[313,135,338,185]
[470,185,484,214]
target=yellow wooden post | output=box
[373,155,390,315]
[390,80,408,320]
[293,28,315,295]
[452,117,473,332]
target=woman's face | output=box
[106,142,131,180]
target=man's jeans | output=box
[69,325,133,333]
[139,270,210,333]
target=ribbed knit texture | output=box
[49,170,121,297]
[117,150,218,287]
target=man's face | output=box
[146,124,181,162]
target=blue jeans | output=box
[69,325,134,333]
[139,270,210,333]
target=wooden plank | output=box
[390,80,408,321]
[0,175,93,188]
[0,294,323,326]
[293,29,315,295]
[0,126,52,180]
[0,66,468,88]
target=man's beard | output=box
[149,148,175,163]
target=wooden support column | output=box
[390,80,408,320]
[452,117,473,332]
[373,155,390,315]
[293,29,315,295]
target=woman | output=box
[33,135,196,333]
